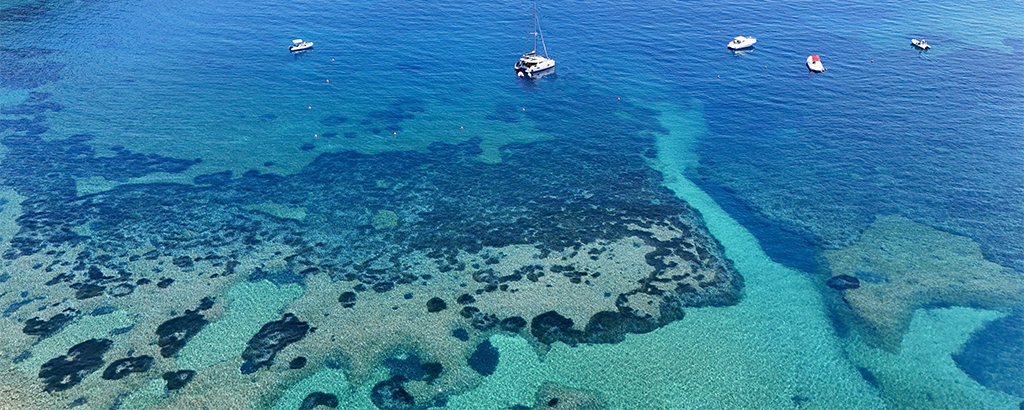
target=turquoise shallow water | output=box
[1,0,1022,409]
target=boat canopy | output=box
[811,54,820,62]
[293,39,303,44]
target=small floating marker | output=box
[460,126,464,129]
[522,107,525,111]
[871,60,874,63]
[393,132,397,136]
[326,79,329,83]
[617,97,620,101]
[314,134,318,138]
[764,66,767,69]
[308,106,311,110]
[717,75,720,78]
[332,58,335,62]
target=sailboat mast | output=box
[531,3,538,54]
[535,3,548,58]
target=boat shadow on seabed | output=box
[515,70,557,92]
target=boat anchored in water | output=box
[290,39,313,52]
[515,3,555,79]
[806,54,824,72]
[911,38,930,50]
[727,36,757,50]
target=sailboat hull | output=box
[515,57,555,78]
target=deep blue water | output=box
[696,30,1024,272]
[2,0,1023,408]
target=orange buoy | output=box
[314,134,318,138]
[460,126,464,129]
[393,132,397,136]
[308,106,311,110]
[326,79,329,83]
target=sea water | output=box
[1,0,1022,409]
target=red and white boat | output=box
[806,54,824,72]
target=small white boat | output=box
[911,38,930,50]
[289,39,313,52]
[806,54,824,72]
[727,36,757,50]
[514,3,555,79]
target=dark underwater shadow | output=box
[515,70,557,92]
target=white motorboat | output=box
[514,3,555,79]
[806,54,824,72]
[290,39,313,52]
[727,36,757,50]
[911,38,930,50]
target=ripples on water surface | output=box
[1,0,1022,409]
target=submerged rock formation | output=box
[101,355,154,380]
[22,308,78,338]
[38,339,112,392]
[530,382,607,410]
[155,311,209,358]
[468,340,498,376]
[299,392,339,410]
[241,313,310,371]
[823,215,1024,351]
[370,376,415,410]
[0,82,741,409]
[825,275,859,290]
[163,370,196,390]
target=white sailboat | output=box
[515,3,555,79]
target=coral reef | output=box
[0,79,740,409]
